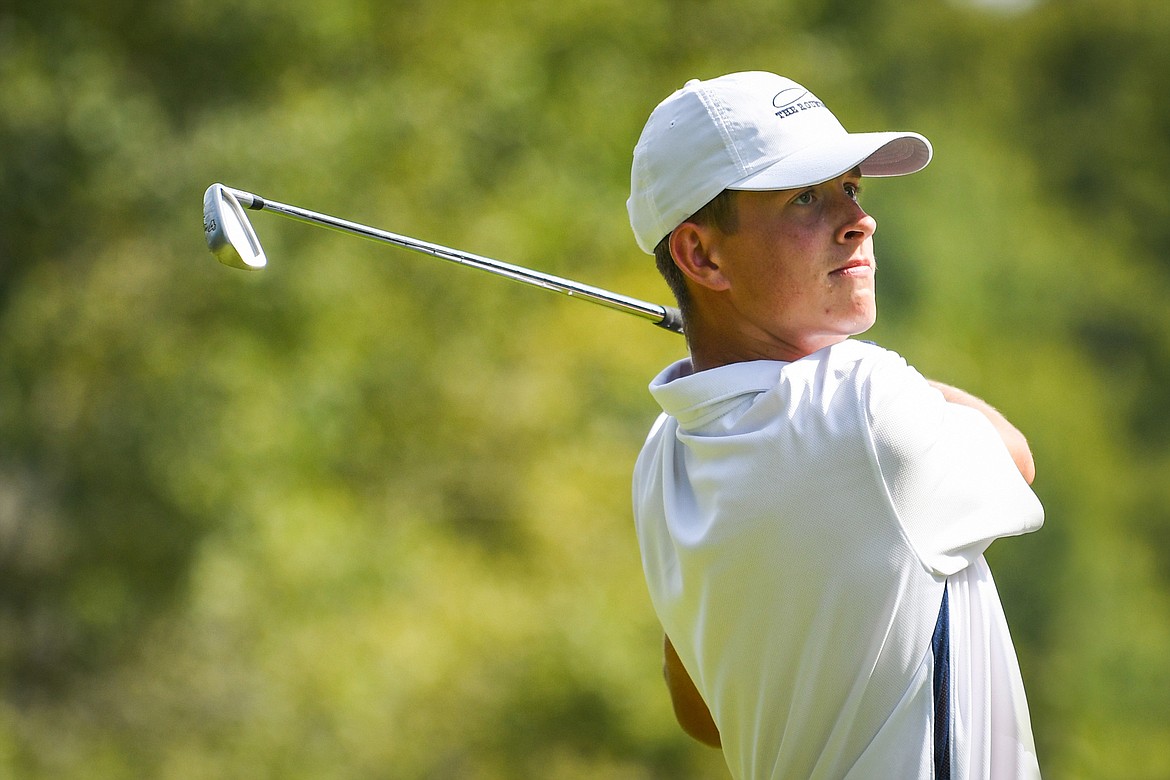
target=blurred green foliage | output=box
[2,0,1169,777]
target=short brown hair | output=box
[652,190,739,323]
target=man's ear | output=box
[668,222,731,292]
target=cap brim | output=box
[728,131,932,191]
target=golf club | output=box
[203,184,684,335]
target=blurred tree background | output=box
[2,0,1168,776]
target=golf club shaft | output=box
[222,187,684,335]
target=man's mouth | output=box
[831,259,874,277]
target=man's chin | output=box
[847,308,878,337]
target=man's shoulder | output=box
[644,341,918,431]
[795,339,914,393]
[823,338,903,365]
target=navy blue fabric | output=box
[932,585,952,779]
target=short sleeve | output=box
[865,352,1044,576]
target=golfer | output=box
[628,72,1044,779]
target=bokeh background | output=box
[3,0,1169,777]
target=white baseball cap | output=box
[627,71,933,254]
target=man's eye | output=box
[845,183,862,200]
[794,191,815,205]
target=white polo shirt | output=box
[633,340,1043,779]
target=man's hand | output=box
[663,634,722,748]
[928,380,1036,484]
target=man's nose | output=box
[839,203,877,244]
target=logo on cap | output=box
[773,88,825,119]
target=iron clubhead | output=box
[203,183,266,270]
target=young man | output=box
[627,72,1044,779]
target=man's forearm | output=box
[663,634,722,748]
[928,380,1036,484]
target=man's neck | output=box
[686,318,848,372]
